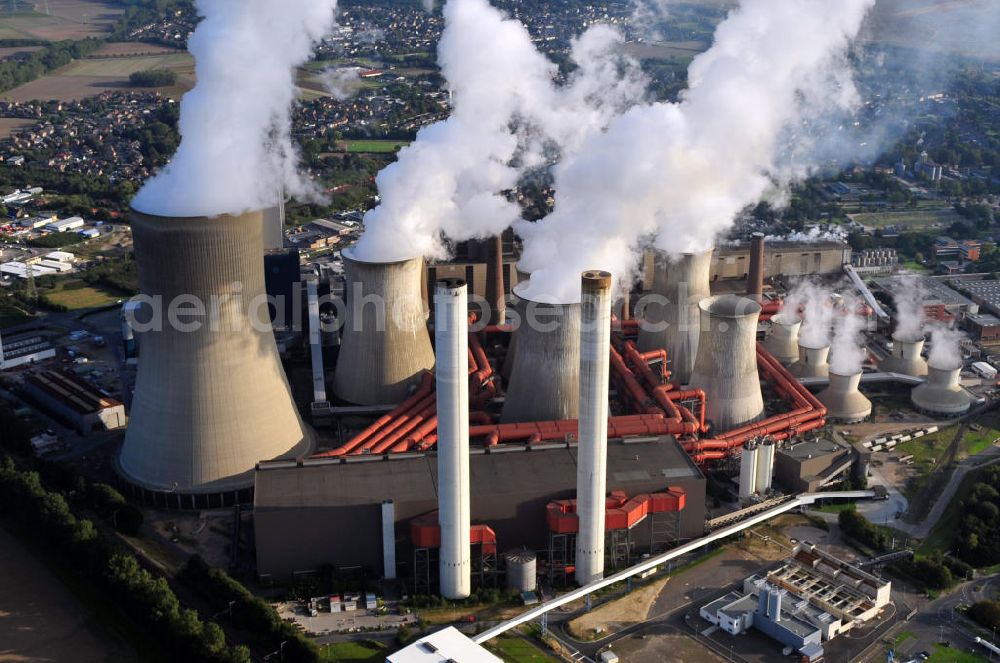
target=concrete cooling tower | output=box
[911,363,972,416]
[637,250,712,385]
[501,281,580,423]
[333,248,435,405]
[817,371,872,423]
[879,333,928,377]
[690,295,765,432]
[119,210,312,502]
[763,314,801,366]
[790,343,830,379]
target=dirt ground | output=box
[0,525,135,663]
[609,631,727,663]
[0,118,33,139]
[567,576,670,639]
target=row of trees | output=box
[0,38,104,94]
[128,69,178,87]
[954,466,1000,566]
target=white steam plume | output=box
[927,323,965,369]
[132,0,338,217]
[517,0,876,303]
[322,67,362,101]
[765,226,849,244]
[829,293,867,375]
[352,0,645,263]
[891,275,926,341]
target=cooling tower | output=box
[911,363,972,416]
[763,314,801,366]
[501,281,580,423]
[119,209,312,497]
[333,248,435,405]
[690,295,765,431]
[637,249,712,385]
[879,333,928,377]
[790,343,830,378]
[817,371,872,423]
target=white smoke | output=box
[322,66,362,101]
[927,322,964,369]
[892,275,926,341]
[517,0,876,303]
[765,226,849,244]
[829,292,867,375]
[352,0,645,263]
[788,279,835,349]
[132,0,338,217]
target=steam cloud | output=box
[352,0,645,263]
[784,279,835,349]
[322,67,362,101]
[927,323,965,369]
[517,0,876,303]
[131,0,338,217]
[829,293,867,375]
[891,275,926,341]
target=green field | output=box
[320,640,387,663]
[485,635,559,663]
[342,140,410,154]
[59,53,192,77]
[849,208,963,231]
[927,644,988,662]
[41,279,124,310]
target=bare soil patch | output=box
[567,576,670,639]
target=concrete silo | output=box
[690,295,765,432]
[879,333,928,377]
[911,363,972,416]
[755,439,775,493]
[333,248,435,405]
[118,210,312,501]
[763,314,801,366]
[501,282,580,423]
[817,371,872,423]
[738,440,759,501]
[637,250,712,385]
[790,343,830,379]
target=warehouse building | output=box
[21,369,126,434]
[0,332,56,369]
[774,439,854,493]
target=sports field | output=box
[341,139,409,153]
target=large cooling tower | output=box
[817,371,872,423]
[879,333,928,377]
[637,249,712,385]
[763,314,801,366]
[790,343,830,378]
[911,363,972,416]
[690,295,765,431]
[501,282,580,423]
[119,210,312,497]
[333,248,435,405]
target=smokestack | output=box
[435,279,471,599]
[485,235,506,326]
[575,270,613,586]
[637,249,713,385]
[763,314,801,366]
[755,439,775,493]
[690,295,765,431]
[790,343,830,378]
[118,210,312,497]
[911,363,972,416]
[501,282,581,423]
[817,371,872,423]
[739,440,759,501]
[747,232,765,300]
[879,333,928,377]
[333,248,436,405]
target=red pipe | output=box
[373,401,437,453]
[359,394,436,453]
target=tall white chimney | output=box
[435,278,471,599]
[575,270,613,586]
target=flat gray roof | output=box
[871,275,973,308]
[779,438,846,461]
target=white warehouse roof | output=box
[387,627,502,663]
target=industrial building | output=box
[774,439,854,493]
[0,331,56,369]
[21,369,125,434]
[388,627,502,663]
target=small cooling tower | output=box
[911,363,972,416]
[333,248,435,405]
[790,343,830,379]
[739,440,759,501]
[119,209,312,499]
[637,249,712,385]
[501,281,580,423]
[763,314,801,366]
[879,333,928,377]
[818,371,872,423]
[690,295,765,431]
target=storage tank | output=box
[501,281,580,423]
[739,441,759,501]
[333,248,435,405]
[755,439,775,493]
[637,249,712,385]
[690,295,765,431]
[118,209,312,498]
[817,371,872,423]
[790,343,830,379]
[505,550,537,593]
[763,314,801,366]
[879,333,928,377]
[911,363,972,416]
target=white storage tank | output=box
[505,550,537,593]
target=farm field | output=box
[340,139,409,154]
[91,41,179,57]
[0,1,121,41]
[848,207,963,231]
[0,44,44,60]
[624,40,709,60]
[0,117,33,138]
[41,279,126,309]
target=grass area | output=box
[850,208,963,230]
[59,53,192,77]
[319,640,387,663]
[485,634,559,663]
[27,232,82,248]
[900,260,930,273]
[894,629,916,647]
[41,279,125,310]
[0,302,32,328]
[927,644,988,662]
[341,139,409,153]
[813,501,858,514]
[920,464,991,556]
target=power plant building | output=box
[22,369,125,434]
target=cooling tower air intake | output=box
[690,294,765,432]
[911,363,972,416]
[817,371,872,423]
[333,248,435,405]
[763,314,801,366]
[501,281,580,423]
[879,333,928,378]
[637,249,712,385]
[118,209,312,497]
[790,343,830,378]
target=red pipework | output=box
[468,414,677,445]
[621,342,701,435]
[546,487,686,534]
[370,401,436,454]
[410,512,497,555]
